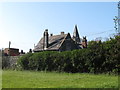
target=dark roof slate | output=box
[34,34,67,51]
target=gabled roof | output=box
[34,34,68,51]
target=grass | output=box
[0,70,2,89]
[2,70,119,88]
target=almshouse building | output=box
[34,25,87,52]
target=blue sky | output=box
[0,2,118,52]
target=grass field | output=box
[0,70,2,89]
[2,70,119,88]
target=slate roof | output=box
[34,34,67,51]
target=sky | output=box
[0,2,118,52]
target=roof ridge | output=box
[49,34,67,37]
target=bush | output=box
[17,35,120,74]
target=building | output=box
[4,48,19,56]
[34,25,87,52]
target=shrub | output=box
[17,35,120,74]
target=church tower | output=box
[73,25,80,43]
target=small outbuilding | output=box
[4,48,19,56]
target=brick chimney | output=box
[82,36,87,48]
[61,32,64,35]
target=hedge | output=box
[17,35,120,74]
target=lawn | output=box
[0,70,2,89]
[2,70,119,88]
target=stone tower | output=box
[73,25,80,43]
[43,29,49,50]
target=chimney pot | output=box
[61,32,64,35]
[50,33,53,36]
[45,29,48,32]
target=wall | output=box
[2,56,21,69]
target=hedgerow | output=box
[17,35,120,74]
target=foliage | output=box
[17,35,120,74]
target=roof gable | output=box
[34,34,68,51]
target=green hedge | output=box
[17,35,120,74]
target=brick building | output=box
[4,48,19,56]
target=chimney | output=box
[21,50,23,54]
[50,33,53,36]
[29,49,32,53]
[82,36,87,48]
[61,32,64,35]
[43,29,49,50]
